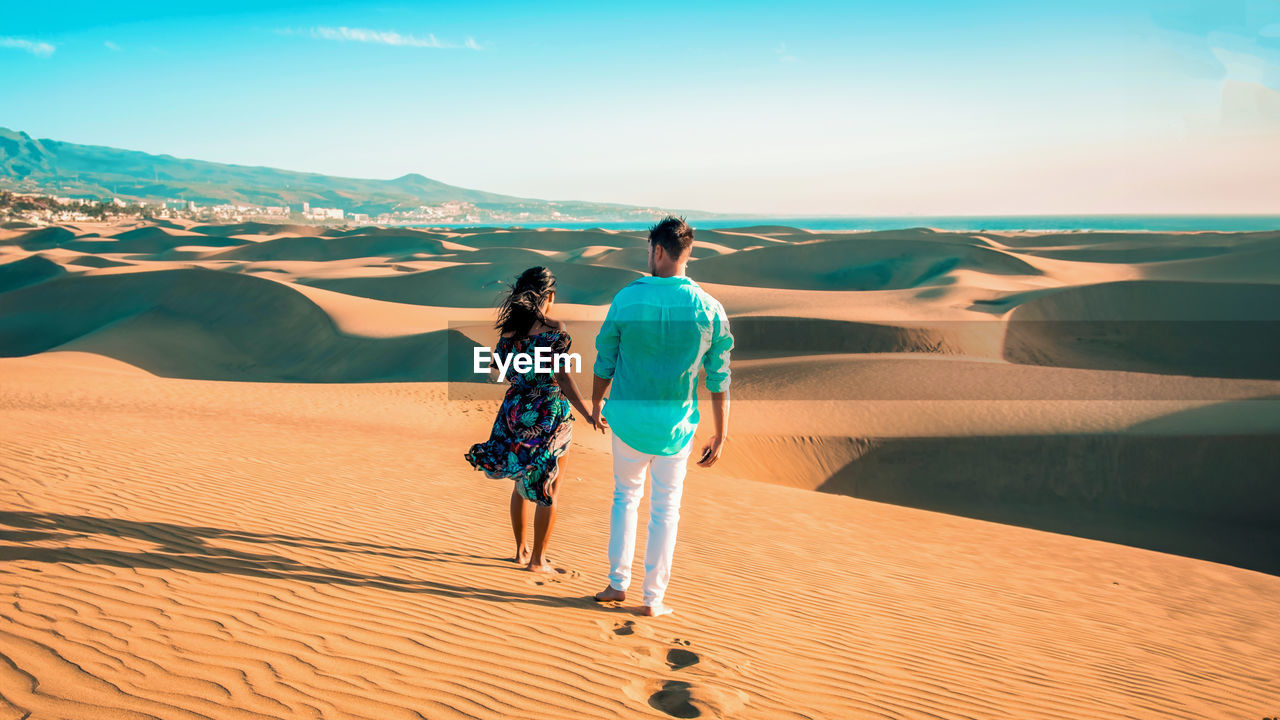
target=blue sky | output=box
[2,1,1278,214]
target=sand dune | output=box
[1003,280,1280,378]
[1000,229,1280,256]
[55,252,136,269]
[1138,242,1280,283]
[449,229,638,251]
[0,254,65,293]
[571,241,731,271]
[702,420,1279,573]
[210,230,451,263]
[303,260,642,307]
[1,220,1278,718]
[2,225,78,249]
[694,229,794,249]
[555,244,628,264]
[69,227,244,255]
[730,352,1280,401]
[689,233,1044,291]
[726,315,1004,358]
[0,266,472,381]
[190,221,343,237]
[441,246,559,265]
[2,354,1277,720]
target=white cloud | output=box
[302,26,481,50]
[0,37,56,57]
[104,40,121,51]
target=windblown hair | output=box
[648,215,695,258]
[496,266,557,337]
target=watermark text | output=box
[474,346,581,381]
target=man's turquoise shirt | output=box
[593,275,733,456]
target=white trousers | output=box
[607,433,694,606]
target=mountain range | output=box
[0,127,710,221]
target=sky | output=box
[2,0,1279,215]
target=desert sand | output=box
[1,220,1278,719]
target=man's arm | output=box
[697,305,733,467]
[591,303,620,431]
[696,390,729,467]
[591,374,612,431]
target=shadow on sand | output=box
[820,428,1280,575]
[0,511,594,610]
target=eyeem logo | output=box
[474,346,581,382]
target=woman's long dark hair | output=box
[496,266,556,337]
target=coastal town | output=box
[0,189,649,227]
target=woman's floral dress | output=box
[465,329,573,506]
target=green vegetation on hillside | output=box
[0,127,705,221]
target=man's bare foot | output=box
[638,602,674,617]
[525,559,555,574]
[514,545,531,564]
[593,585,626,602]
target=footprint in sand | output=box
[605,623,700,668]
[623,638,702,671]
[598,618,661,642]
[527,567,581,586]
[611,633,746,719]
[649,680,700,719]
[637,678,750,720]
[666,647,700,670]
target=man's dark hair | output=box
[648,215,695,258]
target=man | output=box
[590,216,733,617]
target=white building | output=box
[306,207,344,220]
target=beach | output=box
[2,220,1278,719]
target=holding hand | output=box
[554,366,606,435]
[590,404,609,434]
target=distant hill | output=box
[0,127,710,221]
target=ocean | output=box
[423,215,1280,232]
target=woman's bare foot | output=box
[514,545,531,564]
[526,559,555,573]
[593,585,626,602]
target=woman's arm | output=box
[555,368,603,433]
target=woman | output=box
[465,266,597,573]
